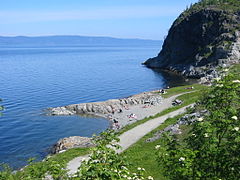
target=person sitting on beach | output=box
[124,105,129,110]
[143,104,150,108]
[159,89,166,94]
[128,113,137,119]
[113,119,120,129]
[185,86,194,90]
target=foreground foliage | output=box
[156,74,240,179]
[74,130,149,180]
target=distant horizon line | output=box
[0,34,163,41]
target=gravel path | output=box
[67,155,90,175]
[116,104,193,153]
[67,93,193,175]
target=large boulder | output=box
[52,136,94,154]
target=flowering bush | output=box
[74,130,149,180]
[156,74,240,179]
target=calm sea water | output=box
[0,45,190,169]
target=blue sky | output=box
[0,0,198,40]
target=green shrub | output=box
[156,74,240,179]
[74,130,150,180]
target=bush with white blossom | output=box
[74,130,150,180]
[155,74,240,179]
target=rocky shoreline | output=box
[48,90,163,120]
[48,90,168,153]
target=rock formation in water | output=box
[48,91,163,117]
[143,0,240,80]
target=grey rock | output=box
[146,109,208,142]
[172,99,182,106]
[86,104,93,112]
[50,107,74,116]
[52,136,94,154]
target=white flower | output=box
[179,157,185,161]
[232,80,240,83]
[216,84,223,87]
[231,167,235,171]
[197,117,203,122]
[232,116,238,120]
[141,168,145,171]
[223,69,229,72]
[123,175,128,178]
[133,173,137,176]
[92,160,100,163]
[147,176,154,180]
[233,127,239,131]
[137,167,142,171]
[127,177,132,180]
[122,166,128,170]
[192,133,197,137]
[114,169,118,173]
[155,145,161,150]
[204,133,209,138]
[215,77,221,81]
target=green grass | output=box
[161,84,206,98]
[48,147,90,164]
[229,64,240,79]
[0,147,90,179]
[123,114,186,180]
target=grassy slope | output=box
[13,148,90,177]
[123,114,184,180]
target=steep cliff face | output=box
[144,2,240,78]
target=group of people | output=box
[109,104,139,130]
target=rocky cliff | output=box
[144,0,240,79]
